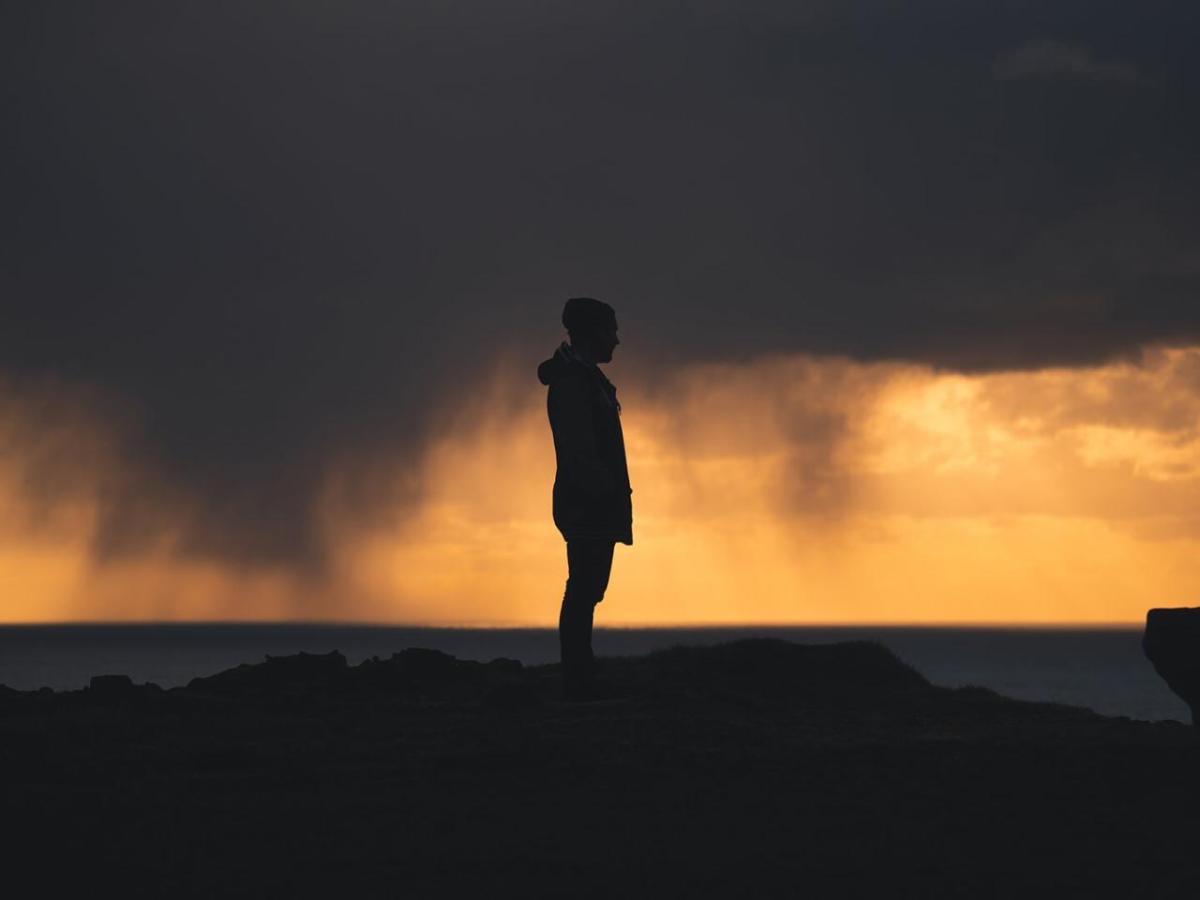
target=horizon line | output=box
[0,618,1151,630]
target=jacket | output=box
[537,342,633,545]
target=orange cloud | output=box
[323,346,1200,625]
[6,347,1200,624]
[0,377,320,622]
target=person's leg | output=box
[559,539,615,697]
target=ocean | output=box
[0,624,1186,723]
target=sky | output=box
[3,1,1199,624]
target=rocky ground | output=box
[2,639,1196,897]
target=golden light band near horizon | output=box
[4,346,1200,625]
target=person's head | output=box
[562,297,619,364]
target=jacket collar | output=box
[559,343,620,412]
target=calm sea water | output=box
[0,624,1186,723]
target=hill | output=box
[2,639,1196,896]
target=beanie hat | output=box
[562,297,616,335]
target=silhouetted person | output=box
[537,298,632,700]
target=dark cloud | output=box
[994,39,1143,84]
[2,0,1198,564]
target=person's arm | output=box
[549,375,617,497]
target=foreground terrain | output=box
[2,639,1196,897]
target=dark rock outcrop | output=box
[639,638,929,700]
[87,673,161,703]
[186,649,350,696]
[1144,607,1200,725]
[2,637,1196,899]
[354,647,522,694]
[89,674,135,696]
[178,647,527,704]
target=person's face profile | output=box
[599,322,619,362]
[570,313,619,363]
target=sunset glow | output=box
[4,347,1200,625]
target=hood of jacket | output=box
[538,342,620,410]
[537,342,591,386]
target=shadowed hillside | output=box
[3,639,1196,896]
